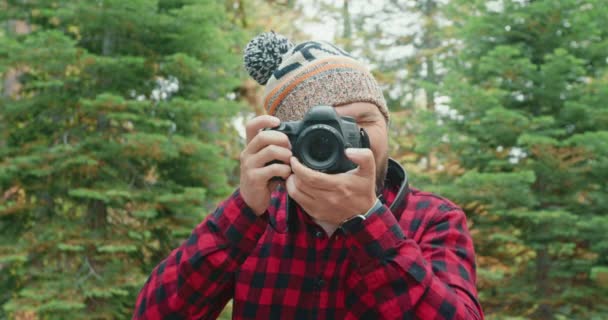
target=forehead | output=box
[334,102,380,117]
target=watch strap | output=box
[340,198,382,233]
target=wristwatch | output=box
[340,214,367,233]
[340,198,382,234]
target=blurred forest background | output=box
[1,0,607,319]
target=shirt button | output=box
[317,279,326,288]
[315,230,323,238]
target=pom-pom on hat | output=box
[243,32,388,122]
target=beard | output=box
[375,151,389,195]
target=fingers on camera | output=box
[290,157,332,190]
[247,130,291,155]
[260,163,291,181]
[245,115,280,143]
[252,144,292,168]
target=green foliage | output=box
[3,0,607,319]
[0,1,245,318]
[431,0,608,317]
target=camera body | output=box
[267,105,370,174]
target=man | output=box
[133,32,484,319]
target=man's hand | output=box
[240,115,292,216]
[285,148,377,226]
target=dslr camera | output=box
[267,105,370,174]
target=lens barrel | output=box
[295,124,344,173]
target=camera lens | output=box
[309,135,335,162]
[296,125,343,172]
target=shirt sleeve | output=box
[132,189,268,319]
[342,202,484,320]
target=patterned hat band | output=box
[264,57,388,122]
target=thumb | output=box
[345,148,375,177]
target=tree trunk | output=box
[232,0,248,28]
[535,245,554,319]
[420,0,439,170]
[87,200,108,232]
[421,0,437,111]
[3,20,31,98]
[342,0,352,52]
[102,28,114,56]
[3,68,22,98]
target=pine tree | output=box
[303,0,450,110]
[296,1,454,178]
[357,0,455,176]
[428,0,608,317]
[0,1,245,318]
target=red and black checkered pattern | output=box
[134,167,483,319]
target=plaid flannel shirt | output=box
[134,160,483,319]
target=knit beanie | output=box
[243,32,388,122]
